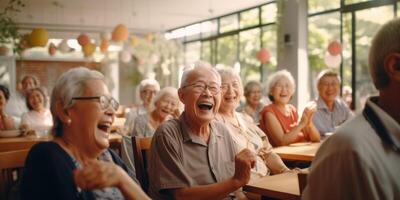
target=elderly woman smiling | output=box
[20,87,53,136]
[21,67,149,200]
[0,84,15,130]
[259,70,320,146]
[215,68,289,181]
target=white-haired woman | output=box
[21,67,150,200]
[131,86,180,137]
[215,68,289,182]
[259,70,320,146]
[124,78,160,134]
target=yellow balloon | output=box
[112,24,129,42]
[82,43,96,57]
[29,28,49,47]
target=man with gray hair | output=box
[148,63,256,200]
[303,18,400,200]
[312,69,353,136]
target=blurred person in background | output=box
[236,81,269,124]
[259,70,320,146]
[0,84,15,130]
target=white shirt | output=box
[303,97,400,200]
[21,109,53,135]
[5,92,28,121]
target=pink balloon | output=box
[256,48,270,64]
[328,41,342,56]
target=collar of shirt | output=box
[316,97,341,111]
[367,97,400,149]
[179,113,223,146]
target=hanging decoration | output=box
[327,40,342,56]
[77,34,90,46]
[82,43,96,57]
[324,53,342,68]
[58,39,70,53]
[29,28,49,47]
[48,42,57,56]
[112,24,129,42]
[100,31,111,41]
[256,48,270,64]
[18,34,31,51]
[100,39,109,54]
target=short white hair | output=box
[266,69,295,102]
[217,67,243,96]
[179,61,219,88]
[139,79,160,92]
[51,67,105,136]
[316,69,341,88]
[149,86,179,111]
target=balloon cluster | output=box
[324,40,342,68]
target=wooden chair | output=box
[297,169,309,195]
[0,149,30,200]
[131,136,152,192]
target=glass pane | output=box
[308,0,340,14]
[342,13,353,108]
[185,23,201,41]
[239,28,261,83]
[201,41,211,63]
[185,41,201,66]
[261,3,277,24]
[217,34,238,67]
[308,12,341,99]
[220,14,239,33]
[240,8,259,29]
[354,5,394,110]
[345,0,371,5]
[398,2,400,16]
[261,25,277,83]
[201,20,218,38]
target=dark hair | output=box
[26,87,48,110]
[0,85,10,100]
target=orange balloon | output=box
[112,24,129,42]
[100,39,109,53]
[328,41,342,56]
[82,43,96,57]
[77,34,90,46]
[30,28,49,47]
[256,48,270,64]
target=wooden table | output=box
[244,172,300,200]
[0,134,122,152]
[272,142,321,162]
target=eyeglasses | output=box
[71,95,119,111]
[320,81,339,87]
[221,81,241,92]
[182,82,221,95]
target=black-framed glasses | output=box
[182,82,221,95]
[71,95,119,111]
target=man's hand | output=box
[233,149,256,186]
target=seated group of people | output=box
[0,75,53,136]
[17,18,400,200]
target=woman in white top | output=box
[20,87,53,136]
[215,68,289,181]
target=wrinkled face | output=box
[220,74,242,112]
[179,68,221,124]
[68,79,116,151]
[0,91,6,109]
[246,85,261,106]
[318,76,340,103]
[22,77,36,91]
[28,90,44,111]
[270,77,293,105]
[140,85,157,106]
[155,93,179,119]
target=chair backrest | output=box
[0,149,30,200]
[131,136,152,192]
[297,169,309,195]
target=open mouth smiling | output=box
[197,102,213,110]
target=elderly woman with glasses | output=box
[21,67,149,200]
[236,81,269,124]
[124,78,160,135]
[259,70,320,146]
[215,68,289,182]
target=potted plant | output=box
[0,0,25,56]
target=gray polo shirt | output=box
[148,114,237,200]
[313,97,353,135]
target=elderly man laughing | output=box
[148,63,256,200]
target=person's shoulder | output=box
[260,104,274,113]
[26,141,70,165]
[153,118,181,139]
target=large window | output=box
[167,2,277,85]
[308,0,398,110]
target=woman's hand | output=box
[300,103,317,128]
[73,160,126,189]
